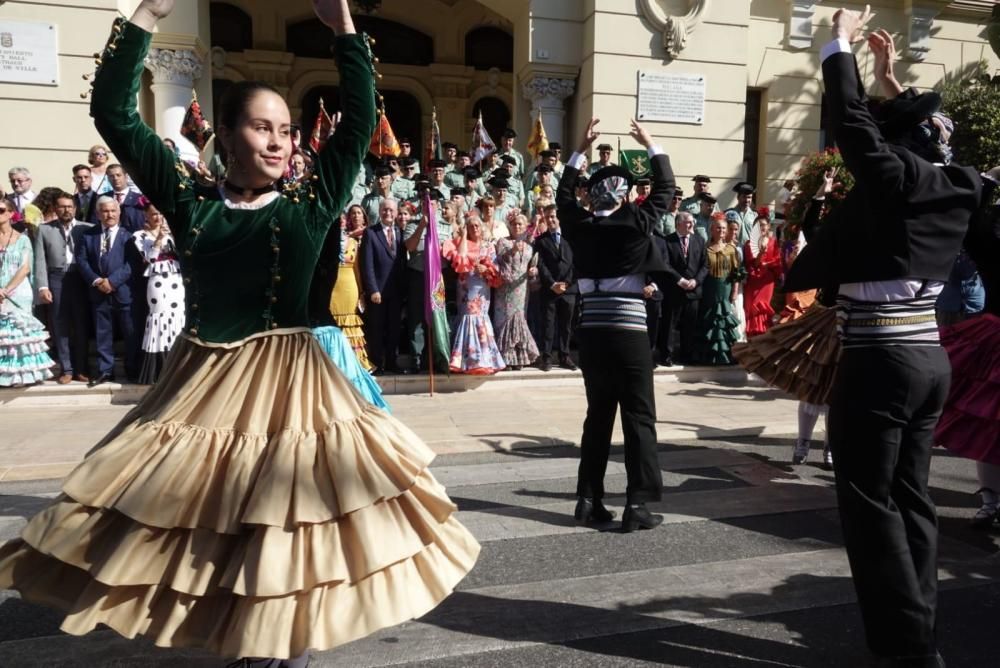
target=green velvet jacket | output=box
[90,21,376,343]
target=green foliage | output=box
[936,61,1000,172]
[784,148,854,241]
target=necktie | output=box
[680,235,689,258]
[115,191,125,204]
[100,228,111,274]
[386,225,395,253]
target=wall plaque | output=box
[0,20,58,86]
[637,71,705,125]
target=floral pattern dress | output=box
[444,239,506,374]
[493,237,539,367]
[0,233,53,386]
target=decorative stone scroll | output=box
[638,0,711,60]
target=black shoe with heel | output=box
[574,497,616,525]
[621,503,663,532]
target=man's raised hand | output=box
[832,5,875,43]
[629,119,654,149]
[578,118,601,155]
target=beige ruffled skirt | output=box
[0,328,480,659]
[732,305,841,405]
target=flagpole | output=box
[423,190,436,397]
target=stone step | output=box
[0,365,762,408]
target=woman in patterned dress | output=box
[0,201,54,386]
[443,212,505,374]
[132,199,185,384]
[493,213,539,370]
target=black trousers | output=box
[48,269,91,376]
[541,292,575,359]
[576,327,663,504]
[364,292,401,371]
[660,291,699,362]
[828,345,950,660]
[645,298,662,352]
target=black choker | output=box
[223,180,276,198]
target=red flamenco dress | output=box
[742,236,782,338]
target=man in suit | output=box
[783,9,999,666]
[557,117,674,532]
[106,164,144,232]
[71,164,100,225]
[361,198,406,374]
[659,212,708,366]
[35,192,93,384]
[533,204,577,372]
[76,195,136,386]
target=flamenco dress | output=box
[936,203,1000,465]
[132,229,185,385]
[742,237,782,338]
[443,239,506,374]
[0,233,54,386]
[0,19,478,660]
[695,244,741,365]
[327,232,372,370]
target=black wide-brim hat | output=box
[588,165,634,189]
[875,89,942,138]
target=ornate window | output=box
[210,3,253,52]
[287,17,433,65]
[465,27,513,72]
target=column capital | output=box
[145,48,204,87]
[521,76,576,107]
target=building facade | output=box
[2,0,998,206]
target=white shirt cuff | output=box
[647,145,665,157]
[567,152,587,171]
[820,38,852,63]
[982,173,1000,185]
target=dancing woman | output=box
[0,1,478,665]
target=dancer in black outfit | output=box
[784,8,997,666]
[557,117,674,532]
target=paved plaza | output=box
[1,376,998,667]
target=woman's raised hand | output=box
[131,0,175,30]
[313,0,356,35]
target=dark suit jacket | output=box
[785,49,984,292]
[75,225,133,304]
[534,230,577,295]
[73,190,101,225]
[556,151,675,281]
[111,190,146,233]
[662,232,708,300]
[647,234,669,302]
[360,223,406,297]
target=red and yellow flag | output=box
[369,110,401,158]
[180,91,213,151]
[309,98,333,154]
[526,112,549,160]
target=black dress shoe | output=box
[538,358,551,372]
[87,373,114,388]
[621,504,664,532]
[574,497,617,525]
[659,357,674,367]
[558,356,578,371]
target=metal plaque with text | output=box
[0,20,58,86]
[637,71,705,125]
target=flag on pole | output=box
[309,98,333,154]
[619,150,651,179]
[180,91,213,151]
[423,192,451,373]
[369,110,401,158]
[425,107,443,167]
[526,112,549,160]
[470,111,496,164]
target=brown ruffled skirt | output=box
[732,304,841,405]
[0,328,479,659]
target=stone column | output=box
[144,48,205,161]
[521,75,575,146]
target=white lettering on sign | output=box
[637,71,706,125]
[0,21,58,86]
